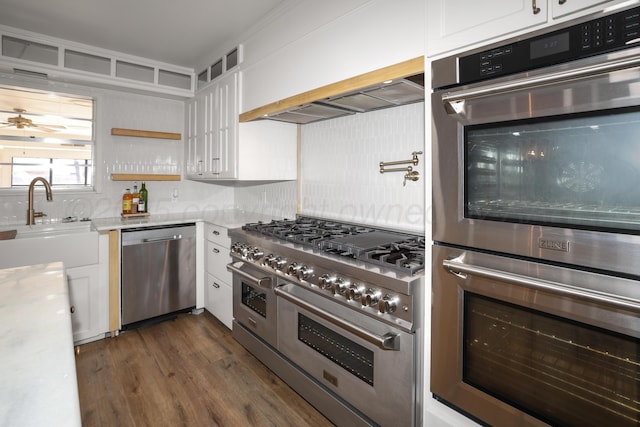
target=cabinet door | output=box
[184,97,198,176]
[206,240,232,284]
[551,0,614,19]
[205,273,232,329]
[205,223,229,248]
[67,265,100,343]
[427,0,547,57]
[215,71,239,179]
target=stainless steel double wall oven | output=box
[227,216,425,427]
[432,5,640,427]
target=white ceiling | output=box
[0,0,285,69]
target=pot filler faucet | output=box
[26,177,53,225]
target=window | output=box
[11,157,92,186]
[0,85,94,190]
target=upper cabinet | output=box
[184,71,297,182]
[427,0,629,58]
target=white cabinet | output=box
[427,0,547,57]
[204,223,232,329]
[67,264,104,344]
[185,70,297,181]
[427,0,625,57]
[551,0,616,19]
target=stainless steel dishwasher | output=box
[121,223,196,328]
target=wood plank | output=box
[75,313,334,427]
[239,56,425,122]
[110,173,181,181]
[107,230,119,334]
[111,128,182,140]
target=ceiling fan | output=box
[0,108,66,133]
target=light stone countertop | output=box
[91,209,286,232]
[0,262,81,427]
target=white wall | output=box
[0,76,238,226]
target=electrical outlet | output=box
[171,188,179,202]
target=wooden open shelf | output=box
[111,128,182,140]
[111,173,180,181]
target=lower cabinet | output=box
[67,264,107,344]
[205,273,232,329]
[204,223,232,329]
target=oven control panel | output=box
[230,241,416,331]
[458,5,640,85]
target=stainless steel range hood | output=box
[262,74,424,124]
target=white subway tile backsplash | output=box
[300,102,425,233]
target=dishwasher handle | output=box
[142,234,183,243]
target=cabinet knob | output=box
[212,247,220,254]
[70,305,76,314]
[532,0,541,14]
[212,230,220,235]
[212,282,220,288]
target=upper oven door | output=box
[432,45,640,274]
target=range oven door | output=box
[228,261,277,348]
[275,282,416,427]
[431,244,640,427]
[432,44,640,275]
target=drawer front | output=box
[207,240,232,283]
[205,223,229,248]
[205,273,232,329]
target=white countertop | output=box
[91,209,284,231]
[0,262,81,427]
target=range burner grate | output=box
[243,217,425,274]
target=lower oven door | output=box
[276,282,416,427]
[432,244,640,427]
[228,261,277,348]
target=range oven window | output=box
[465,106,640,233]
[463,293,640,427]
[297,313,374,386]
[241,282,267,318]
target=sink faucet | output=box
[27,177,53,225]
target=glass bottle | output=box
[122,188,132,214]
[138,182,148,213]
[132,183,139,213]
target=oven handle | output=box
[443,257,640,311]
[274,286,400,351]
[441,54,640,114]
[227,263,272,289]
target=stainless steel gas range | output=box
[227,216,424,427]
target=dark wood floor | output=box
[75,312,334,427]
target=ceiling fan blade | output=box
[39,124,66,129]
[31,124,57,133]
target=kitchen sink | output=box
[12,221,94,239]
[0,221,98,270]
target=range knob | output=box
[331,278,349,295]
[347,284,365,302]
[297,265,314,281]
[240,245,251,258]
[272,256,287,271]
[248,248,264,261]
[263,253,276,267]
[318,274,334,289]
[379,295,398,314]
[361,289,381,307]
[230,242,245,255]
[286,262,301,276]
